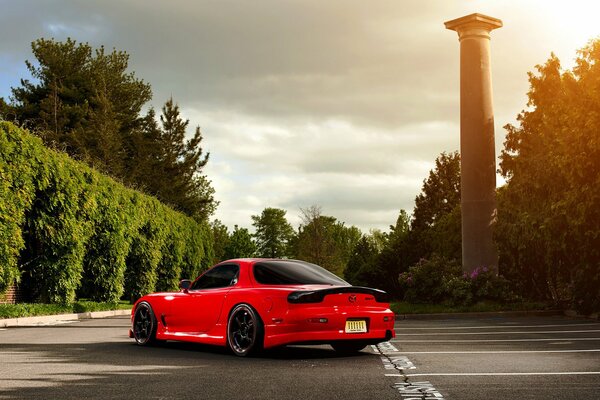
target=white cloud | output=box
[2,0,600,232]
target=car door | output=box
[168,264,239,334]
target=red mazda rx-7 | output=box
[129,258,395,356]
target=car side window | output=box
[190,264,239,290]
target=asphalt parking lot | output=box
[385,315,600,399]
[0,314,598,399]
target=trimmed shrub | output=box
[0,123,40,292]
[0,122,214,304]
[79,182,136,302]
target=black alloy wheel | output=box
[227,304,263,357]
[133,302,158,346]
[331,341,368,354]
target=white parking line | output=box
[398,349,600,354]
[384,372,600,377]
[391,337,600,343]
[397,329,600,335]
[395,323,600,330]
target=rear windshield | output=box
[253,260,349,286]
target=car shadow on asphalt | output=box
[0,340,377,399]
[155,339,376,360]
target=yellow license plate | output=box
[345,320,367,333]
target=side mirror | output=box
[179,279,192,292]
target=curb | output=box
[395,309,564,320]
[0,308,131,328]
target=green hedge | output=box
[0,122,213,304]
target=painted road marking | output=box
[377,341,399,353]
[397,329,600,335]
[392,381,445,399]
[375,342,445,399]
[381,355,416,370]
[395,323,600,330]
[397,349,600,354]
[386,372,600,377]
[391,337,600,343]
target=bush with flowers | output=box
[399,255,517,305]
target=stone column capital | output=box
[445,13,502,41]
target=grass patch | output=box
[391,301,551,315]
[0,300,131,319]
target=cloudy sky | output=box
[2,0,599,232]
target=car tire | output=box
[331,341,368,354]
[133,301,159,346]
[227,304,264,357]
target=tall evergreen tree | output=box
[251,208,295,258]
[9,38,152,172]
[7,38,217,221]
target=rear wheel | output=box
[133,302,159,346]
[227,304,263,357]
[331,341,368,354]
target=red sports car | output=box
[130,258,395,356]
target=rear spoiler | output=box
[287,286,390,304]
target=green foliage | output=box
[0,122,213,303]
[19,152,97,304]
[11,38,152,174]
[126,98,217,221]
[410,151,461,263]
[295,206,362,277]
[377,210,413,295]
[344,235,381,286]
[398,255,463,303]
[223,225,256,259]
[210,219,230,264]
[123,197,168,302]
[78,183,135,302]
[7,38,217,222]
[362,152,462,297]
[0,301,131,319]
[0,123,41,292]
[252,207,295,258]
[399,256,516,305]
[497,40,600,313]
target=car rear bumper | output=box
[263,307,395,348]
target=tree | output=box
[9,38,152,175]
[344,234,382,287]
[377,210,412,296]
[0,97,9,120]
[130,98,216,221]
[496,41,600,313]
[412,151,461,231]
[8,38,217,221]
[251,208,295,258]
[295,206,361,277]
[409,151,462,263]
[210,219,230,264]
[223,225,256,259]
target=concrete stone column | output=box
[445,13,502,273]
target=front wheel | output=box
[227,304,263,357]
[331,341,368,354]
[133,302,159,346]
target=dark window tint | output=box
[191,264,239,290]
[253,260,349,286]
